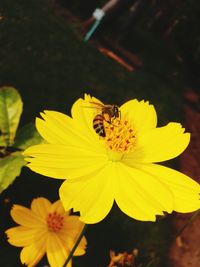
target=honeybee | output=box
[90,102,120,137]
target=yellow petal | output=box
[115,162,174,221]
[10,204,44,227]
[20,233,47,267]
[132,163,200,213]
[71,95,106,151]
[58,216,87,256]
[36,110,97,149]
[46,233,71,267]
[50,200,70,215]
[72,235,87,256]
[124,122,190,163]
[120,99,157,134]
[58,232,87,257]
[63,215,85,232]
[59,162,115,223]
[31,197,51,221]
[24,144,108,179]
[5,226,47,247]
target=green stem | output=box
[62,224,87,267]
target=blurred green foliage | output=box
[0,153,25,193]
[0,87,23,146]
[0,87,42,193]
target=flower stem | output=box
[62,224,87,267]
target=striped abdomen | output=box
[93,114,106,137]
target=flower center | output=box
[46,212,64,232]
[103,118,136,159]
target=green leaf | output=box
[0,152,25,193]
[0,135,7,147]
[14,122,43,150]
[0,86,23,147]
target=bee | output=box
[90,102,120,137]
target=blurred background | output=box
[0,0,199,267]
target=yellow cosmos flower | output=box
[24,95,200,224]
[5,197,87,267]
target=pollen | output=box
[46,212,64,232]
[103,118,136,153]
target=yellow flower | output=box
[5,197,87,267]
[24,94,200,224]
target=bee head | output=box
[113,105,120,118]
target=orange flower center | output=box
[46,212,64,232]
[104,118,136,153]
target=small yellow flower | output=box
[5,197,87,267]
[24,94,200,224]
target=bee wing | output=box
[81,101,105,110]
[89,101,105,107]
[81,105,103,110]
[82,101,112,111]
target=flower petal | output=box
[46,233,71,267]
[71,94,107,149]
[50,200,70,215]
[20,233,47,267]
[115,162,174,221]
[124,123,190,163]
[120,99,157,134]
[71,95,102,135]
[24,144,108,179]
[59,162,115,223]
[31,197,51,221]
[59,216,87,256]
[5,226,47,247]
[10,204,44,227]
[36,110,91,148]
[132,163,200,213]
[63,215,85,232]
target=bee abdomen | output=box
[93,115,106,137]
